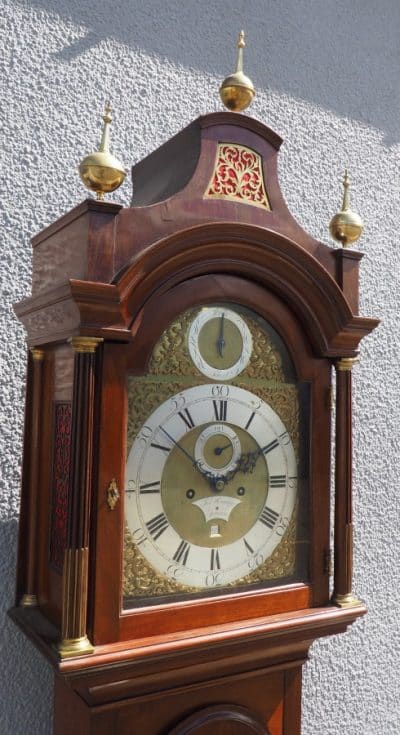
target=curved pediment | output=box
[116,222,378,358]
[125,112,334,274]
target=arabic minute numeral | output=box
[279,431,291,445]
[211,385,230,398]
[276,516,290,537]
[248,553,264,571]
[132,528,147,545]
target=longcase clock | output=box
[11,112,378,734]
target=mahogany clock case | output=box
[10,112,379,735]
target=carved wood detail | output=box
[205,143,271,210]
[49,402,72,573]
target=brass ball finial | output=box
[219,31,255,112]
[79,102,126,200]
[329,170,364,247]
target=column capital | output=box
[336,357,359,372]
[69,336,104,354]
[30,347,45,361]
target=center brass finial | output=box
[219,31,255,112]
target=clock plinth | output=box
[11,112,378,734]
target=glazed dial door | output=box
[123,303,309,607]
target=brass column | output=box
[58,337,103,658]
[332,357,361,608]
[20,348,45,607]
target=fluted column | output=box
[58,337,103,658]
[20,348,45,607]
[332,357,361,608]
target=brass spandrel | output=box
[235,383,300,458]
[124,525,191,597]
[235,510,297,585]
[148,310,197,376]
[127,379,194,455]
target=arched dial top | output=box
[124,300,304,604]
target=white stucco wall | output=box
[1,1,399,732]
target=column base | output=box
[20,593,38,608]
[332,592,363,608]
[57,635,94,659]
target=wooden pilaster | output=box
[57,337,102,658]
[20,348,45,607]
[332,357,361,607]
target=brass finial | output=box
[219,31,255,112]
[329,170,364,247]
[79,102,126,200]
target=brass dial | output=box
[125,384,297,589]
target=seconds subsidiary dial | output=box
[126,384,297,590]
[188,307,253,380]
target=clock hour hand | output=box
[216,312,225,357]
[213,441,233,456]
[221,449,261,483]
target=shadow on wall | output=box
[0,519,53,735]
[27,0,400,145]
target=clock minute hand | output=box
[159,426,196,464]
[159,427,215,482]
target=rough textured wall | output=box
[1,1,398,733]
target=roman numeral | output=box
[262,439,279,455]
[244,538,254,555]
[178,408,195,430]
[150,442,171,454]
[146,513,169,540]
[210,548,221,570]
[173,540,190,565]
[245,411,255,430]
[139,481,161,493]
[269,475,286,488]
[259,506,279,529]
[213,400,227,421]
